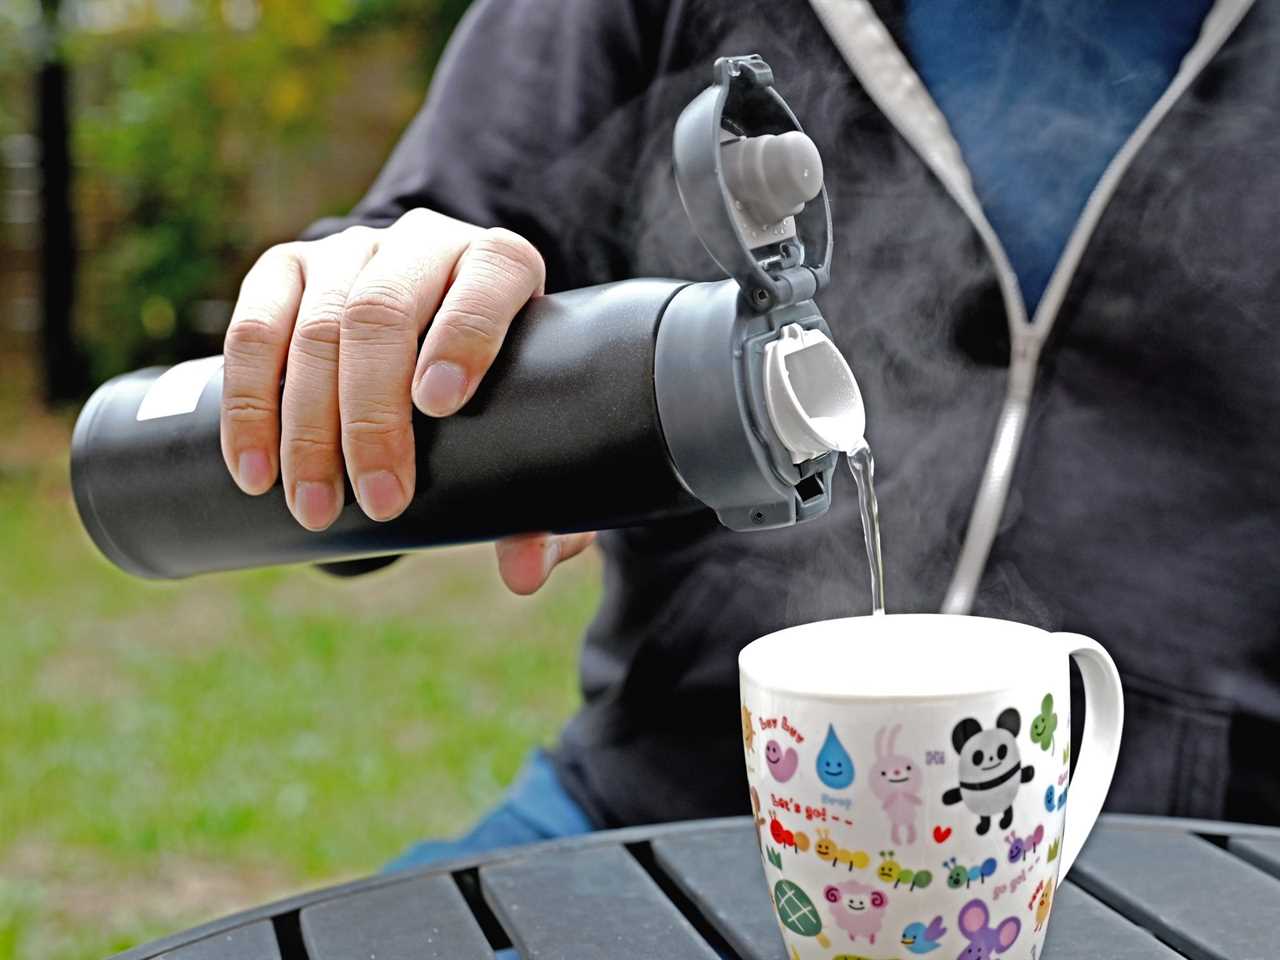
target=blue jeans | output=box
[384,749,596,873]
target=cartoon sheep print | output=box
[745,687,1068,960]
[824,881,888,944]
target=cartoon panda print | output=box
[942,708,1035,835]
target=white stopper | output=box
[763,324,865,463]
[721,131,825,225]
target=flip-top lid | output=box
[673,55,834,311]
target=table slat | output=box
[480,844,718,960]
[300,874,494,960]
[650,823,785,960]
[1227,837,1280,882]
[1044,882,1185,960]
[155,921,280,960]
[1070,823,1280,960]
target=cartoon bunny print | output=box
[870,723,923,845]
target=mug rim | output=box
[739,612,1064,702]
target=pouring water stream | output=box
[847,443,886,616]
[759,325,882,616]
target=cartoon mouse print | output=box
[870,724,923,844]
[955,897,1020,959]
[942,708,1035,835]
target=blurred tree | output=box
[64,0,470,386]
[38,0,91,403]
[0,4,39,355]
[0,6,35,176]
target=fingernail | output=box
[356,470,406,521]
[541,537,563,579]
[415,361,468,417]
[294,481,340,531]
[237,449,272,494]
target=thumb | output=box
[495,532,595,595]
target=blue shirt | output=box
[902,0,1214,312]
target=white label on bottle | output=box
[136,356,224,422]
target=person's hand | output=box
[219,208,594,594]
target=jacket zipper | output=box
[806,0,1256,614]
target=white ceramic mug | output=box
[739,614,1123,960]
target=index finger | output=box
[411,227,545,418]
[220,245,304,494]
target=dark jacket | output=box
[308,0,1280,827]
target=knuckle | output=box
[342,392,404,428]
[343,281,416,334]
[326,225,381,260]
[248,243,300,281]
[338,223,377,244]
[224,316,282,359]
[291,314,343,362]
[395,207,436,230]
[345,416,402,439]
[343,412,411,454]
[221,391,275,426]
[437,304,503,349]
[475,228,544,286]
[285,427,340,459]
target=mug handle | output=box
[1052,632,1124,876]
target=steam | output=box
[362,0,1247,635]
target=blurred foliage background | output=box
[6,0,470,380]
[71,0,472,378]
[0,2,599,958]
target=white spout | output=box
[763,324,865,463]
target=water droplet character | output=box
[817,724,855,789]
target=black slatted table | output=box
[109,815,1280,960]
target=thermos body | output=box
[72,279,706,579]
[70,57,865,582]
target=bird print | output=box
[901,915,946,954]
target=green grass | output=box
[0,367,599,959]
